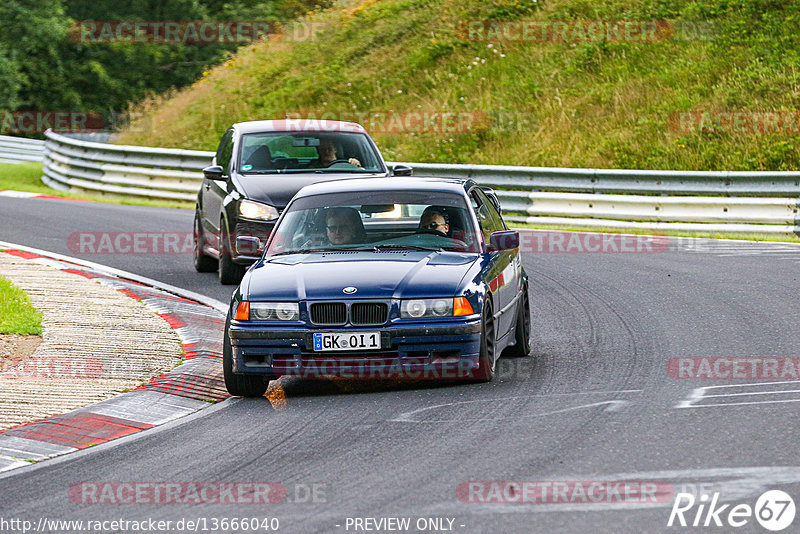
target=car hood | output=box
[244,251,478,300]
[235,172,388,208]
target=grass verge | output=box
[116,0,800,172]
[0,275,42,335]
[0,162,193,210]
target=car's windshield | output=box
[238,132,384,174]
[265,190,481,254]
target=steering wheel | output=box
[325,159,350,167]
[415,228,447,237]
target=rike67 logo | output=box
[668,490,796,531]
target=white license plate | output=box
[313,332,381,351]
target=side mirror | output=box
[392,165,413,177]
[236,236,262,255]
[488,230,519,252]
[203,165,225,181]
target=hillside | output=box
[115,0,800,171]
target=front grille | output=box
[310,302,347,325]
[351,302,389,326]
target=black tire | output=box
[223,330,269,397]
[193,212,218,273]
[474,299,496,383]
[218,223,247,285]
[505,288,531,358]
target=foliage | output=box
[110,0,800,171]
[0,0,332,133]
[0,276,42,336]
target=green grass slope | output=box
[116,0,800,171]
[0,275,42,335]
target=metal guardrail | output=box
[41,130,213,202]
[385,162,800,234]
[26,131,800,233]
[0,135,46,164]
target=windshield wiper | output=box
[371,244,443,252]
[312,169,375,174]
[270,247,337,256]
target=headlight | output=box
[401,298,454,319]
[249,302,299,321]
[239,200,279,221]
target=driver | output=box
[326,207,365,245]
[418,206,450,237]
[314,139,361,168]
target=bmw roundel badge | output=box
[343,286,357,294]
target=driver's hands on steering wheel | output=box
[324,158,362,168]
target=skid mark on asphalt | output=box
[524,264,659,396]
[389,390,642,423]
[676,380,800,408]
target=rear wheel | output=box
[223,330,269,397]
[193,212,218,273]
[505,288,531,358]
[218,223,247,285]
[474,299,496,383]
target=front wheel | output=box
[218,224,247,285]
[473,299,496,383]
[223,331,269,397]
[193,211,218,273]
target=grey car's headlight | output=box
[250,302,299,321]
[239,200,279,221]
[401,298,453,319]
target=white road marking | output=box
[0,190,40,198]
[676,380,800,408]
[390,390,641,423]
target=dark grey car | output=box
[193,119,412,284]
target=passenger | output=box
[326,207,365,245]
[418,206,450,237]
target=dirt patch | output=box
[0,334,42,371]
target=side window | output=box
[471,189,505,243]
[215,130,234,174]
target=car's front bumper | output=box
[228,319,482,380]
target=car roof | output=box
[294,176,474,198]
[232,119,368,135]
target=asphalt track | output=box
[1,195,799,534]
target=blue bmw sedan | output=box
[223,177,531,396]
